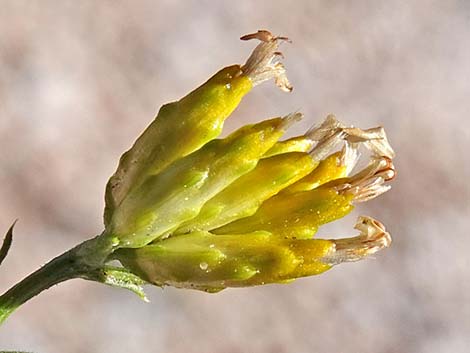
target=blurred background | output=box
[0,1,469,352]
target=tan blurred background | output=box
[0,1,469,352]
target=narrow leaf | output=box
[0,220,16,267]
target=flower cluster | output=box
[103,31,396,292]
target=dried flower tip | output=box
[309,129,346,161]
[306,115,361,164]
[350,155,396,184]
[280,112,303,129]
[342,126,395,159]
[241,30,292,92]
[321,216,391,265]
[380,156,396,181]
[335,156,396,202]
[309,115,395,160]
[339,141,361,176]
[240,30,291,43]
[306,114,343,142]
[304,115,346,161]
[306,116,361,168]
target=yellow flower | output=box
[105,30,396,292]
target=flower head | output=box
[105,31,396,292]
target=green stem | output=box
[0,250,84,324]
[0,234,115,325]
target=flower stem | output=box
[0,234,115,325]
[0,250,83,324]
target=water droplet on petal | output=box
[199,262,208,270]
